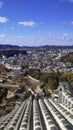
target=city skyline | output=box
[0,0,73,46]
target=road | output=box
[0,83,19,88]
[28,75,41,93]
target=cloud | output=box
[68,21,73,25]
[11,26,15,30]
[18,21,37,27]
[67,0,73,2]
[69,0,73,2]
[59,0,73,3]
[11,24,15,30]
[0,1,3,8]
[0,16,8,23]
[62,33,71,37]
[38,30,41,34]
[1,33,73,46]
[0,34,6,38]
[63,21,73,26]
[59,33,73,42]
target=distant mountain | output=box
[22,45,73,50]
[0,44,21,50]
[0,44,73,50]
[35,45,73,50]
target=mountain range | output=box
[0,44,73,50]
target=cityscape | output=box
[0,0,73,130]
[0,46,73,130]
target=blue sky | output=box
[0,0,73,46]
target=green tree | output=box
[21,91,30,101]
[0,88,8,103]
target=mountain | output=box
[17,45,73,50]
[0,44,73,50]
[35,45,73,50]
[0,44,21,50]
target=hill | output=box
[0,44,21,50]
[0,44,73,50]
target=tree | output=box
[21,91,31,101]
[0,88,8,103]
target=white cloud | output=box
[0,1,3,8]
[67,0,73,2]
[11,26,15,30]
[18,21,37,27]
[0,34,6,38]
[59,33,73,42]
[1,33,73,46]
[68,21,73,25]
[10,24,15,30]
[38,30,41,34]
[59,0,73,3]
[63,21,73,26]
[0,16,8,23]
[62,33,71,37]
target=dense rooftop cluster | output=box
[0,48,73,130]
[0,48,73,73]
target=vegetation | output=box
[0,88,8,103]
[26,68,42,79]
[59,73,73,88]
[26,68,73,92]
[40,72,73,91]
[0,49,27,58]
[21,91,31,102]
[60,52,73,64]
[39,72,60,92]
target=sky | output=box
[0,0,73,46]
